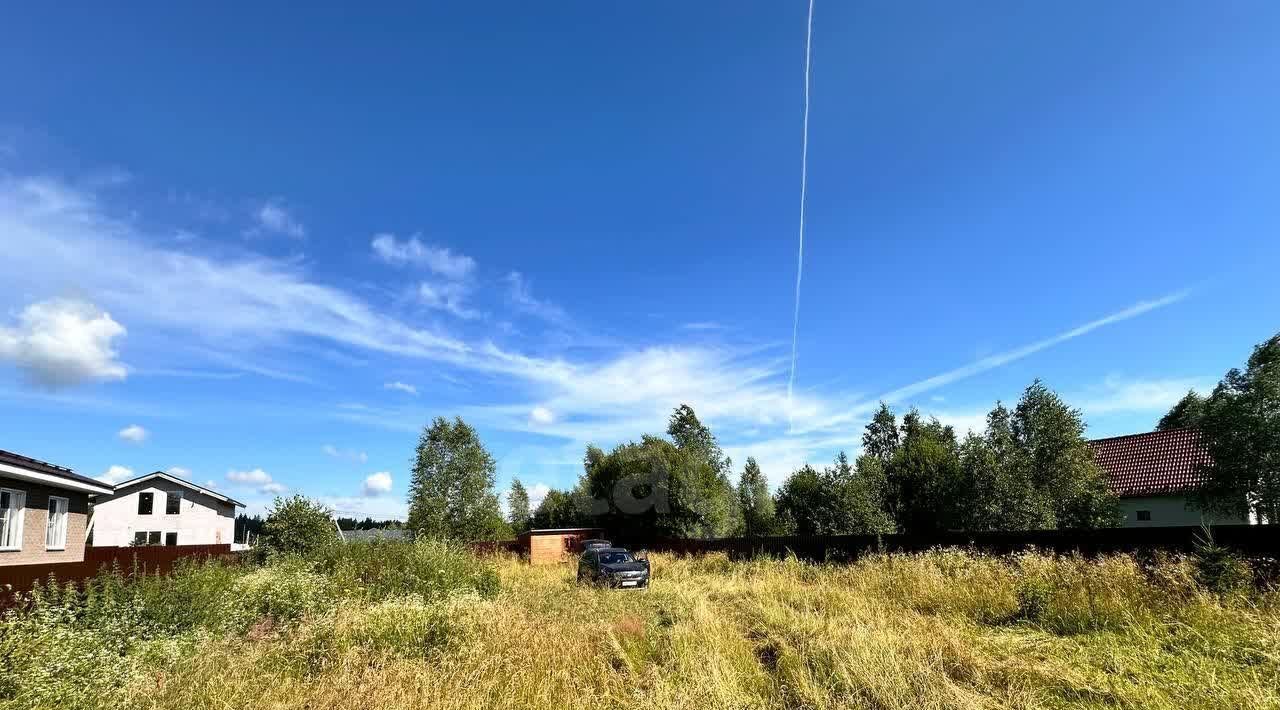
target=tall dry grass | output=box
[3,547,1278,710]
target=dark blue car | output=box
[577,547,650,589]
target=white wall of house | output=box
[92,478,235,547]
[1118,495,1250,528]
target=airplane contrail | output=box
[787,0,815,429]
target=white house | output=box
[1089,428,1251,528]
[91,471,243,547]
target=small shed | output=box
[518,527,605,565]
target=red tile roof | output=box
[1088,428,1210,497]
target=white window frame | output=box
[0,487,27,551]
[46,495,69,550]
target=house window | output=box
[1136,510,1152,521]
[0,488,26,551]
[133,531,148,546]
[147,531,162,546]
[166,491,182,515]
[165,532,178,546]
[138,492,154,515]
[46,496,69,550]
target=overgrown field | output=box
[2,543,1278,709]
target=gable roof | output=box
[112,471,245,508]
[1088,428,1210,497]
[0,448,114,495]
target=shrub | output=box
[261,495,341,558]
[218,559,336,631]
[318,538,500,602]
[1192,533,1253,596]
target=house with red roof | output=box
[1088,428,1251,527]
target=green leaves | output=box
[1198,333,1280,521]
[407,417,507,541]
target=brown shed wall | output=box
[524,529,603,565]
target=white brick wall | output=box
[92,479,235,547]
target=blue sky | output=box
[2,2,1279,518]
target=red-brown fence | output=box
[0,544,237,595]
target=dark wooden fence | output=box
[0,544,237,595]
[618,524,1280,562]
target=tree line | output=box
[513,382,1120,539]
[402,330,1279,541]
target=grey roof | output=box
[0,448,114,493]
[343,528,411,542]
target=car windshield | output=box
[599,551,633,564]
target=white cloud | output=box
[529,406,555,425]
[167,466,191,477]
[384,381,418,396]
[681,322,727,331]
[1073,375,1212,416]
[322,444,369,462]
[0,298,127,388]
[526,482,551,510]
[227,467,286,495]
[418,281,479,319]
[801,291,1191,434]
[252,200,305,238]
[97,464,134,484]
[0,172,1191,496]
[362,471,393,497]
[118,424,148,443]
[505,271,567,324]
[371,233,475,279]
[203,479,218,489]
[227,468,272,485]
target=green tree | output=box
[862,402,900,464]
[953,403,1045,531]
[884,411,962,533]
[407,416,507,541]
[507,478,532,534]
[261,495,339,557]
[1157,389,1207,431]
[583,433,737,540]
[1198,334,1280,522]
[530,486,591,529]
[737,457,776,537]
[1011,380,1120,528]
[774,453,893,536]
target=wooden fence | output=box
[618,524,1280,562]
[0,544,237,595]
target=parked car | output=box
[577,547,650,589]
[580,538,612,551]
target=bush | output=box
[261,495,341,558]
[218,559,336,631]
[1192,533,1253,596]
[318,538,500,602]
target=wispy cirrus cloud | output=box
[1,172,1191,494]
[250,199,305,239]
[322,444,369,463]
[383,381,418,396]
[371,233,475,280]
[505,271,567,324]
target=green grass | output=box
[2,545,1277,709]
